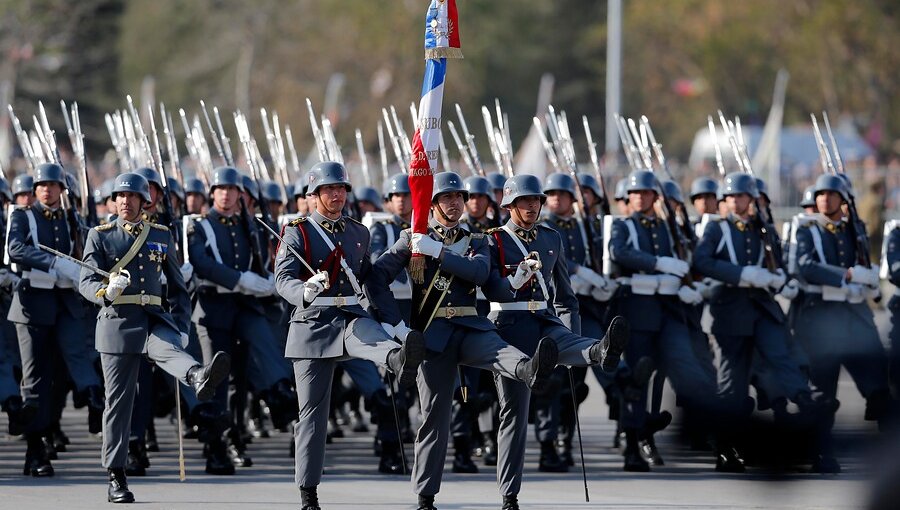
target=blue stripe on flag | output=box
[421,58,446,97]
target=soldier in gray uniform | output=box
[7,163,104,476]
[793,174,893,472]
[274,161,425,510]
[366,171,558,510]
[187,166,295,473]
[483,174,629,509]
[77,172,230,503]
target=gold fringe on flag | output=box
[409,255,426,284]
[424,47,464,60]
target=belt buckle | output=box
[445,307,457,318]
[527,301,539,312]
[140,294,151,306]
[334,296,346,307]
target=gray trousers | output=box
[292,317,398,489]
[17,311,100,433]
[493,317,599,496]
[412,328,526,496]
[100,324,198,469]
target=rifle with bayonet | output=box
[811,112,872,270]
[717,111,780,273]
[233,111,274,276]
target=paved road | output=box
[0,372,883,510]
[0,305,893,509]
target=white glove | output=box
[591,282,617,302]
[105,273,130,301]
[654,256,689,277]
[179,331,190,348]
[507,261,535,290]
[849,265,880,287]
[393,321,412,342]
[779,279,800,300]
[302,271,329,303]
[740,266,771,288]
[411,233,443,258]
[238,271,270,294]
[768,268,787,290]
[180,262,194,283]
[0,269,19,289]
[250,274,276,297]
[380,322,396,338]
[846,282,865,303]
[575,266,607,288]
[53,258,82,284]
[569,274,591,295]
[677,285,704,305]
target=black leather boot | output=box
[378,440,405,474]
[205,439,235,475]
[481,431,498,467]
[417,494,437,510]
[502,494,520,510]
[451,435,478,473]
[23,433,54,477]
[301,486,321,510]
[125,440,147,476]
[515,337,559,391]
[86,385,105,435]
[623,428,650,472]
[538,440,568,472]
[386,330,425,387]
[187,352,231,401]
[107,467,135,503]
[590,316,630,372]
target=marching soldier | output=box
[483,174,628,508]
[793,174,893,472]
[273,161,425,510]
[366,171,558,510]
[461,175,500,234]
[7,163,104,476]
[613,178,629,216]
[608,169,722,472]
[688,177,719,225]
[187,166,295,473]
[184,177,207,215]
[76,172,230,503]
[800,185,817,214]
[355,186,382,214]
[12,174,34,207]
[693,172,828,470]
[542,172,616,470]
[370,173,413,319]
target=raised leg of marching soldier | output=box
[276,162,425,510]
[79,172,232,503]
[483,175,628,506]
[364,173,561,510]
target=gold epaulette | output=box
[485,227,501,235]
[469,232,486,240]
[148,222,168,231]
[289,216,307,226]
[95,222,116,231]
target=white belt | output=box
[490,301,547,312]
[310,296,359,307]
[23,269,57,290]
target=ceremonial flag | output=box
[408,0,462,284]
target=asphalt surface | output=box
[0,304,894,509]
